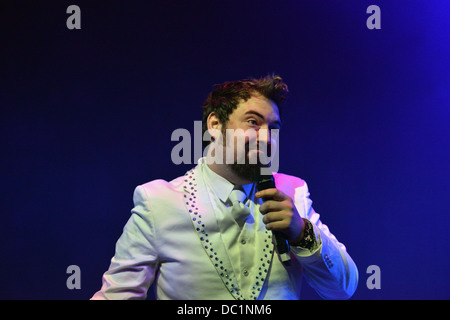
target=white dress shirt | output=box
[202,164,270,299]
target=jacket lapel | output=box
[182,166,245,299]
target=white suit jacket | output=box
[92,164,358,300]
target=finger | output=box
[265,219,290,232]
[259,199,293,215]
[262,211,279,224]
[262,210,291,225]
[259,200,286,215]
[255,188,287,201]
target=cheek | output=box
[270,137,278,150]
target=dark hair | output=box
[201,74,289,148]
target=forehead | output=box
[232,95,280,122]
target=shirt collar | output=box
[200,158,254,203]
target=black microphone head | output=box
[256,174,275,192]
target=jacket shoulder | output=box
[138,174,185,192]
[273,172,307,189]
[273,172,308,200]
[133,174,185,204]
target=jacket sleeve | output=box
[91,185,159,300]
[290,181,359,300]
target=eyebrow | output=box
[244,110,282,128]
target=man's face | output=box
[221,95,281,180]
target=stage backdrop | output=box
[1,0,449,299]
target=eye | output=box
[247,119,258,126]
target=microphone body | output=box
[256,175,292,266]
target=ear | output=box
[206,112,222,141]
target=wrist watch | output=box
[297,218,316,250]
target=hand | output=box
[256,188,305,243]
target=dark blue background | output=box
[1,0,449,299]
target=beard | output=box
[218,126,274,182]
[227,137,273,182]
[229,162,267,182]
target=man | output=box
[92,75,358,300]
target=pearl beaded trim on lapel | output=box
[183,168,275,300]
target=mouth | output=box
[247,143,271,157]
[245,144,272,166]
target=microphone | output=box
[256,174,291,266]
